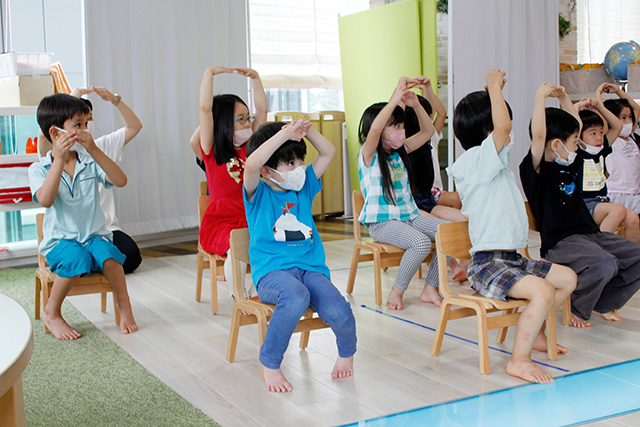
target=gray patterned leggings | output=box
[368,216,448,292]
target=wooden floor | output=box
[66,221,640,427]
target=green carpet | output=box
[0,268,220,427]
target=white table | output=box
[0,293,34,427]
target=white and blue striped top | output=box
[358,149,419,224]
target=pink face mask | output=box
[233,128,253,147]
[381,128,406,150]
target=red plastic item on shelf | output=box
[25,137,37,154]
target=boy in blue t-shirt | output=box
[29,94,137,340]
[244,119,356,393]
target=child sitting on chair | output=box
[29,94,138,340]
[243,119,357,392]
[449,72,576,383]
[520,82,640,327]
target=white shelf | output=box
[0,106,37,116]
[0,153,38,164]
[0,201,39,213]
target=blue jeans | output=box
[256,268,357,369]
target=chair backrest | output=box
[229,228,251,302]
[198,195,210,224]
[524,201,538,231]
[435,221,472,298]
[273,111,309,122]
[199,181,208,197]
[351,190,365,244]
[35,213,47,270]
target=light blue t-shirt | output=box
[243,165,330,286]
[28,151,113,256]
[447,133,528,255]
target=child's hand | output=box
[281,119,310,141]
[71,87,93,98]
[233,68,259,79]
[75,129,97,152]
[485,69,507,90]
[398,76,419,89]
[402,90,420,108]
[52,130,75,162]
[91,86,117,103]
[415,75,432,89]
[600,82,621,95]
[536,82,565,99]
[390,86,410,106]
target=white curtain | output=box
[450,0,558,191]
[84,0,249,236]
[249,0,368,89]
[577,0,640,64]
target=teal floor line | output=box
[341,358,640,427]
[361,304,570,373]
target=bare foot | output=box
[331,356,354,378]
[506,359,554,383]
[386,287,404,310]
[420,285,442,307]
[451,266,468,282]
[599,309,621,322]
[570,313,592,328]
[263,366,293,392]
[43,311,81,340]
[532,331,568,354]
[118,306,138,334]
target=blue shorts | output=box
[583,195,610,215]
[46,237,126,278]
[414,191,438,213]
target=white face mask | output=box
[268,165,306,191]
[87,121,96,135]
[580,142,603,155]
[553,140,577,166]
[54,126,88,153]
[233,128,252,147]
[620,122,633,138]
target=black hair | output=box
[404,95,433,138]
[453,90,513,150]
[527,107,580,144]
[246,122,307,169]
[37,94,91,142]
[578,110,604,135]
[212,94,248,165]
[358,102,415,205]
[603,98,636,124]
[81,98,93,111]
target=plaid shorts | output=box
[468,251,552,301]
[431,186,444,201]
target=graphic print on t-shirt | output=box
[273,202,313,242]
[226,157,245,183]
[556,169,578,204]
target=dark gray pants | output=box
[545,232,640,320]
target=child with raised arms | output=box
[243,119,356,392]
[450,73,576,383]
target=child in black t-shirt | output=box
[574,84,638,241]
[520,82,640,328]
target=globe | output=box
[604,41,640,81]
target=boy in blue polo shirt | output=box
[244,119,356,393]
[29,94,137,340]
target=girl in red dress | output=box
[198,66,268,297]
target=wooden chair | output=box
[521,202,572,326]
[346,190,430,306]
[430,221,558,374]
[226,228,330,377]
[195,190,225,315]
[34,214,120,332]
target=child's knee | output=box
[610,204,627,222]
[408,234,431,257]
[626,209,639,228]
[529,280,555,307]
[553,264,577,292]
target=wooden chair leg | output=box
[299,311,313,349]
[373,250,383,306]
[496,307,517,343]
[113,293,121,326]
[196,252,204,302]
[417,265,423,279]
[101,292,107,312]
[226,306,243,362]
[475,305,490,374]
[346,247,361,294]
[35,276,41,319]
[43,282,51,333]
[545,305,558,360]
[209,257,218,315]
[562,296,572,326]
[431,301,452,356]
